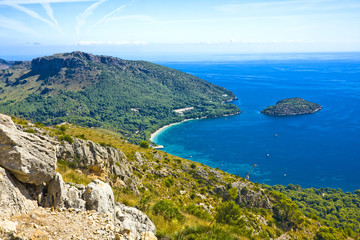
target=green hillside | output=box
[10,116,360,240]
[0,52,239,142]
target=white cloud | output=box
[0,14,36,34]
[94,1,129,26]
[7,3,56,29]
[0,0,96,4]
[101,15,155,23]
[76,0,106,35]
[41,3,62,33]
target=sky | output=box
[0,0,360,60]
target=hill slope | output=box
[0,52,240,142]
[2,115,358,240]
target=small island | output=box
[261,97,322,116]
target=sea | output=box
[153,52,360,192]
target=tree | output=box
[140,140,149,148]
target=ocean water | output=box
[153,53,360,192]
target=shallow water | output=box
[153,54,360,192]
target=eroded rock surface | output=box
[0,114,157,239]
[0,166,37,216]
[0,114,57,185]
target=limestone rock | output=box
[140,231,157,240]
[232,181,272,209]
[83,180,115,214]
[135,152,146,164]
[46,173,86,210]
[115,203,156,240]
[0,114,57,185]
[58,139,133,179]
[0,167,37,216]
[0,219,18,237]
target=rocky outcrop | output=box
[84,179,115,214]
[0,166,37,216]
[45,173,86,210]
[116,203,156,239]
[0,114,57,185]
[232,181,272,209]
[57,139,138,192]
[0,114,156,239]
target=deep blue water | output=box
[153,54,360,192]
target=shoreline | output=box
[150,118,195,143]
[149,110,241,144]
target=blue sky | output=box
[0,0,359,59]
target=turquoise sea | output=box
[153,53,360,192]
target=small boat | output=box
[274,133,278,137]
[266,153,270,157]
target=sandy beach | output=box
[150,119,195,142]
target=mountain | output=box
[0,58,14,70]
[0,52,240,142]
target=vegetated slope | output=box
[264,184,360,239]
[0,51,240,142]
[11,116,360,240]
[261,97,322,116]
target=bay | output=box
[153,53,360,192]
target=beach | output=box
[150,119,195,142]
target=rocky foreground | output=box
[261,97,322,116]
[0,114,155,240]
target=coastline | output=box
[150,119,195,143]
[149,110,241,144]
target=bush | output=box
[184,204,212,221]
[24,128,37,133]
[58,134,74,144]
[216,200,245,227]
[152,200,184,222]
[35,122,45,128]
[59,125,67,132]
[140,140,149,148]
[163,178,174,188]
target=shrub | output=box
[140,140,149,148]
[163,178,174,188]
[184,204,212,221]
[59,125,67,132]
[152,200,184,222]
[24,128,37,133]
[58,134,74,144]
[216,200,245,227]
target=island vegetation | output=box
[261,97,322,116]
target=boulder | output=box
[0,114,57,185]
[0,166,37,216]
[83,180,115,214]
[45,173,86,210]
[115,203,156,240]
